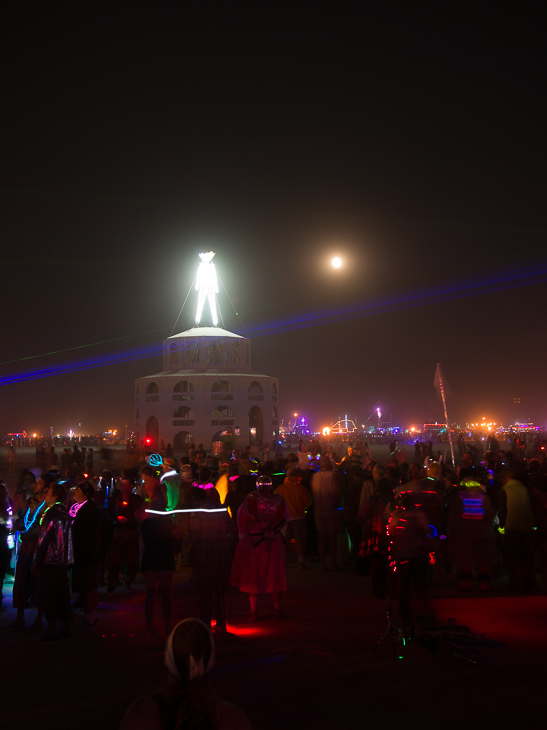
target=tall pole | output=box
[435,363,455,467]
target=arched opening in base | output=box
[145,416,159,448]
[248,406,264,446]
[173,430,193,452]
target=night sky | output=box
[2,3,545,436]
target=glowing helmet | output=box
[146,453,163,467]
[256,475,273,492]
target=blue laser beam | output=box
[1,261,545,386]
[242,261,547,338]
[0,342,162,386]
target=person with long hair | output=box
[120,618,251,729]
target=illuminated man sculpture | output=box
[195,251,219,326]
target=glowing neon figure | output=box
[195,251,219,326]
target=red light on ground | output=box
[212,618,267,637]
[224,624,265,637]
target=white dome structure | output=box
[135,326,279,453]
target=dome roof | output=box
[167,326,244,340]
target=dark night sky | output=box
[1,3,545,436]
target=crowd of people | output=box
[1,435,547,727]
[1,435,546,639]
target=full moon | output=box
[331,256,342,268]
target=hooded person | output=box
[120,618,251,730]
[229,475,290,621]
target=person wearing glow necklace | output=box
[71,481,100,627]
[10,474,51,629]
[35,481,74,641]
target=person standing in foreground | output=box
[120,618,251,729]
[229,475,289,620]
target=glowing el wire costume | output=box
[195,251,219,326]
